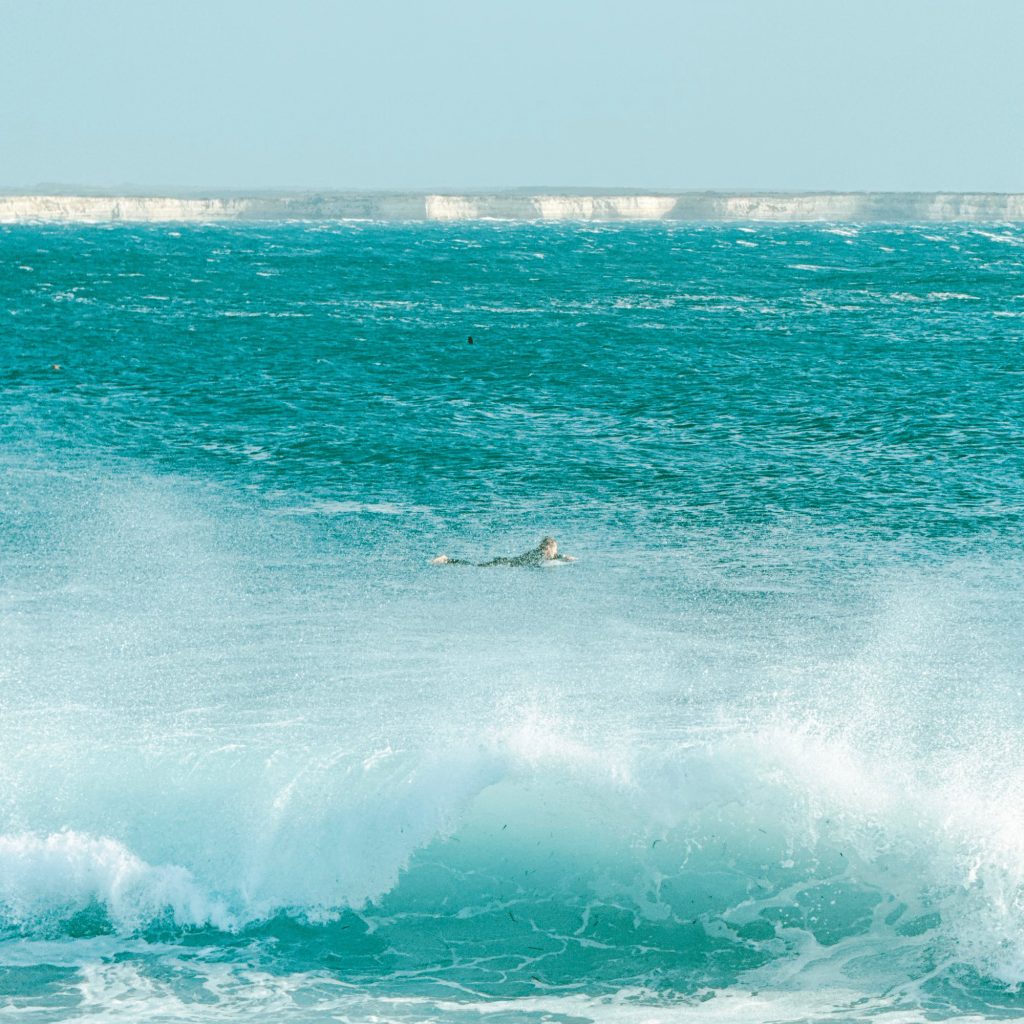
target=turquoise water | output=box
[1,221,1023,1022]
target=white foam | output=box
[0,831,233,932]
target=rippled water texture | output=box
[1,222,1023,1022]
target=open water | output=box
[1,221,1023,1022]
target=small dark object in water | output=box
[467,335,474,344]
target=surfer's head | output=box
[539,536,558,559]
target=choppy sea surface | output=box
[1,222,1023,1022]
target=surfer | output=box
[431,536,575,567]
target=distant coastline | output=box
[2,191,1023,223]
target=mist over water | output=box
[1,222,1023,1021]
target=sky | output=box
[1,0,1022,192]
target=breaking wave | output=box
[5,715,1024,1006]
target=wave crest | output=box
[4,721,1024,997]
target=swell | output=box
[4,720,1024,999]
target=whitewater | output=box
[1,221,1023,1022]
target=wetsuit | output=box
[441,548,571,567]
[479,549,547,567]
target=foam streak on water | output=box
[1,223,1023,1021]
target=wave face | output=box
[2,221,1024,1021]
[3,191,1024,222]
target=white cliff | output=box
[423,195,484,220]
[529,195,678,220]
[0,195,254,223]
[2,192,1024,223]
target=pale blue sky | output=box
[1,0,1021,191]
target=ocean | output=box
[1,220,1023,1022]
